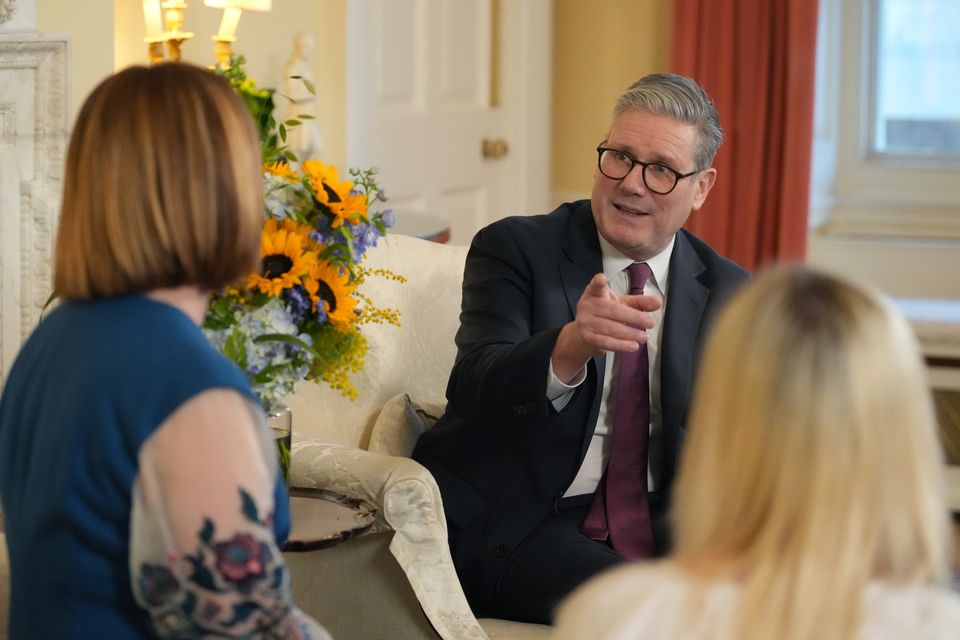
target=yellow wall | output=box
[551,0,672,198]
[38,0,115,125]
[39,0,347,167]
[38,0,665,197]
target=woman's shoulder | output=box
[553,560,738,640]
[861,581,960,639]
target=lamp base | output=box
[145,39,165,65]
[165,32,194,61]
[213,37,236,68]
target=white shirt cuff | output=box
[547,359,586,411]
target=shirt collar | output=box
[598,233,675,294]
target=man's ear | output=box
[691,168,717,210]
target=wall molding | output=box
[0,1,16,26]
[0,34,68,386]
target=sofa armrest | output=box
[290,434,488,640]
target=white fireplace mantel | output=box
[0,8,69,386]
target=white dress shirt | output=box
[548,234,675,497]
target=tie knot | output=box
[626,262,652,295]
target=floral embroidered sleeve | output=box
[129,388,332,639]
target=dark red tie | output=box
[581,262,655,559]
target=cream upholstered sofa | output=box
[284,234,551,640]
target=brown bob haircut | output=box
[54,62,263,299]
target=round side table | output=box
[390,212,451,244]
[283,487,376,552]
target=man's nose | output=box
[620,163,648,195]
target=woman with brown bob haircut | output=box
[0,63,331,639]
[554,267,959,640]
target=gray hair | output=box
[614,73,723,170]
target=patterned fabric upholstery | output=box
[287,235,550,640]
[286,234,464,449]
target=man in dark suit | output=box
[412,73,748,625]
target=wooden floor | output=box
[954,519,960,584]
[936,389,960,465]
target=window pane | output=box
[874,0,960,157]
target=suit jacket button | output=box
[495,544,507,558]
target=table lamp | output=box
[205,0,273,68]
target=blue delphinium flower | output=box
[282,285,312,325]
[380,208,396,228]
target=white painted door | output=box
[346,0,550,246]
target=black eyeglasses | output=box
[596,146,699,195]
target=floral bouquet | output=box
[203,56,402,419]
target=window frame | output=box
[811,0,960,238]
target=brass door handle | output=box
[482,138,509,160]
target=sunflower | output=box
[264,160,300,183]
[304,260,358,328]
[301,160,366,228]
[341,190,368,226]
[248,218,317,296]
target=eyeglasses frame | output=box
[595,145,701,195]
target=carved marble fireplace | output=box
[0,0,67,387]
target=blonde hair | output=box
[672,267,950,640]
[55,63,263,299]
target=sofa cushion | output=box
[369,393,445,457]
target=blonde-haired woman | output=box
[554,267,959,640]
[0,64,331,639]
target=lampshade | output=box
[142,0,164,38]
[204,0,271,11]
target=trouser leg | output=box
[491,501,625,625]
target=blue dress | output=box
[0,295,290,639]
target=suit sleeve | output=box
[445,221,572,425]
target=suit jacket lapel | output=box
[660,231,708,484]
[557,202,606,459]
[559,201,603,319]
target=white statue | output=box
[281,32,324,162]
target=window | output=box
[872,0,960,157]
[810,0,960,238]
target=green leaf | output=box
[224,329,247,368]
[203,297,237,330]
[251,363,285,384]
[199,518,214,543]
[187,555,220,592]
[339,224,357,262]
[302,78,316,94]
[182,591,197,617]
[318,244,339,261]
[279,123,287,142]
[297,114,315,120]
[240,488,259,524]
[253,332,323,360]
[40,290,59,320]
[226,602,261,625]
[284,119,301,126]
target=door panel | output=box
[349,0,521,246]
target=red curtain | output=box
[671,0,819,271]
